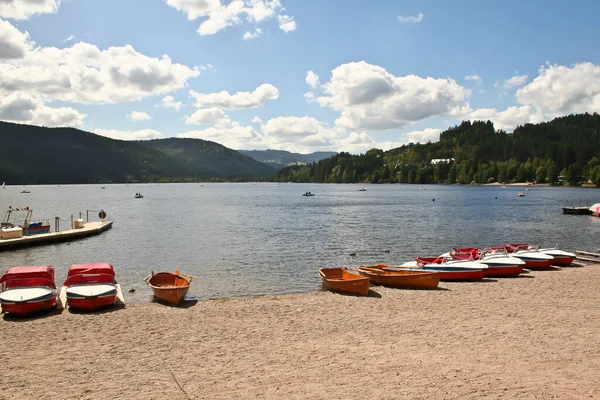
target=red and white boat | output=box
[0,266,58,316]
[398,256,487,281]
[508,243,575,266]
[446,247,525,277]
[487,244,554,269]
[63,263,118,311]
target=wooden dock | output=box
[0,221,112,251]
[562,206,592,215]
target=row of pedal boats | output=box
[319,244,576,296]
[0,264,195,316]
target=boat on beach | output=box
[487,244,554,269]
[0,266,58,316]
[63,263,118,311]
[506,243,575,266]
[399,257,487,281]
[445,247,525,277]
[144,271,195,305]
[357,265,440,289]
[319,267,370,296]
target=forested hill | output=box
[0,122,275,184]
[274,113,600,186]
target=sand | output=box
[1,265,600,400]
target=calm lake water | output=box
[1,183,598,302]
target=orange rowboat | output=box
[144,271,194,305]
[358,265,440,289]
[319,267,370,296]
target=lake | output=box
[1,183,598,302]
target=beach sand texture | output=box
[1,265,599,399]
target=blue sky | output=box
[1,0,600,153]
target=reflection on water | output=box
[0,183,597,302]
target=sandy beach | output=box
[1,264,599,400]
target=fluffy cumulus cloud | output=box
[127,111,152,121]
[278,14,295,32]
[404,128,442,144]
[165,0,293,36]
[503,73,528,89]
[0,0,61,20]
[93,128,164,141]
[0,92,86,128]
[190,83,278,109]
[159,95,182,111]
[315,61,470,131]
[242,27,262,40]
[0,26,200,104]
[251,116,262,123]
[178,117,263,149]
[185,107,225,124]
[0,19,33,59]
[397,11,424,23]
[305,70,319,89]
[516,62,600,117]
[466,106,541,131]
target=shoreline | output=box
[2,264,599,399]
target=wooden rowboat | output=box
[358,265,440,289]
[319,267,370,296]
[144,271,194,305]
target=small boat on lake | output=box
[134,193,143,199]
[302,191,315,197]
[518,192,525,197]
[0,266,58,316]
[358,188,367,192]
[358,265,440,289]
[63,263,118,311]
[319,267,370,296]
[144,271,195,305]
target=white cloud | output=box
[305,70,319,89]
[178,117,262,149]
[159,95,182,111]
[242,27,262,40]
[465,74,482,84]
[185,107,225,124]
[404,128,442,144]
[0,34,200,104]
[190,83,278,109]
[127,111,151,121]
[0,19,33,59]
[398,11,424,23]
[516,62,600,117]
[93,128,164,141]
[503,73,528,89]
[304,91,315,102]
[64,35,74,43]
[251,116,262,123]
[166,0,288,36]
[278,14,296,32]
[0,0,61,20]
[315,61,470,131]
[0,92,86,128]
[466,106,541,131]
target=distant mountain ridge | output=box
[240,149,337,169]
[0,121,276,184]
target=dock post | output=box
[86,210,89,222]
[55,216,59,232]
[71,215,74,229]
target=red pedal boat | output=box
[64,263,118,311]
[0,266,58,316]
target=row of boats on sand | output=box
[0,264,195,317]
[319,244,576,296]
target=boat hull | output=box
[514,257,553,269]
[484,265,524,277]
[66,285,117,311]
[146,273,191,305]
[358,266,440,289]
[319,268,370,296]
[0,288,57,316]
[549,256,575,266]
